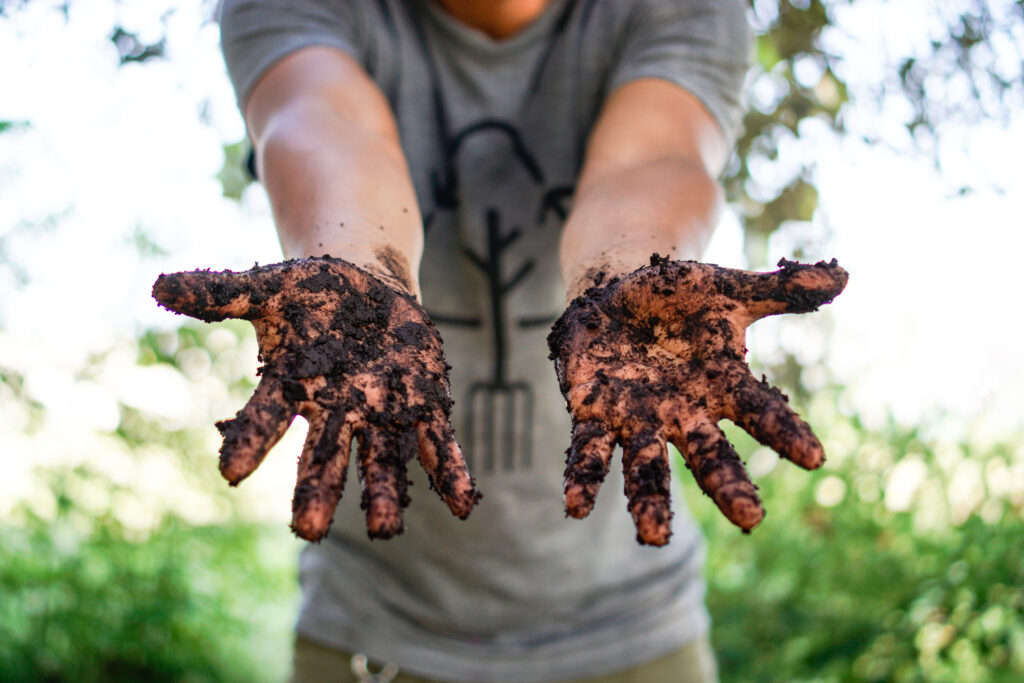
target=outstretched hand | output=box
[548,256,848,545]
[153,257,480,541]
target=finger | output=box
[416,418,480,519]
[563,420,617,519]
[291,410,355,541]
[717,258,849,322]
[621,430,673,546]
[674,421,764,531]
[725,373,825,470]
[216,374,297,485]
[152,268,264,322]
[356,425,416,540]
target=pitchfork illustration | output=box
[462,208,535,473]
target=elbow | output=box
[254,104,335,176]
[664,158,722,212]
[577,156,725,230]
[253,102,403,182]
[683,161,725,230]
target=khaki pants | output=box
[290,634,718,683]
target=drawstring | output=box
[351,653,399,683]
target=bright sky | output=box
[1,0,1022,522]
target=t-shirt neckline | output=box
[420,0,570,56]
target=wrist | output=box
[284,240,421,301]
[361,245,420,300]
[564,252,686,303]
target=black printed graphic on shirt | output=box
[423,120,571,474]
[409,5,579,473]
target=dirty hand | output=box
[548,256,848,545]
[153,257,480,541]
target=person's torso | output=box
[312,0,704,641]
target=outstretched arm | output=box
[553,80,847,545]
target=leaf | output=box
[756,34,782,70]
[217,139,254,200]
[0,120,30,134]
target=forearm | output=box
[244,47,423,298]
[560,157,723,300]
[256,104,423,297]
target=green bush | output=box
[0,474,299,683]
[690,411,1024,683]
[3,320,1021,682]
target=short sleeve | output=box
[608,0,751,149]
[218,0,367,111]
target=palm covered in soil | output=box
[152,257,480,541]
[548,256,849,545]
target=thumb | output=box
[728,258,849,322]
[153,268,265,322]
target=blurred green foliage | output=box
[706,509,1024,682]
[0,120,31,133]
[0,489,298,683]
[684,406,1024,682]
[216,140,253,201]
[2,2,1023,681]
[729,0,846,266]
[730,0,1024,265]
[1,322,301,682]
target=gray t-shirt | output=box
[219,1,750,680]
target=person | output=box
[153,1,847,681]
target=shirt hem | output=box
[295,595,710,683]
